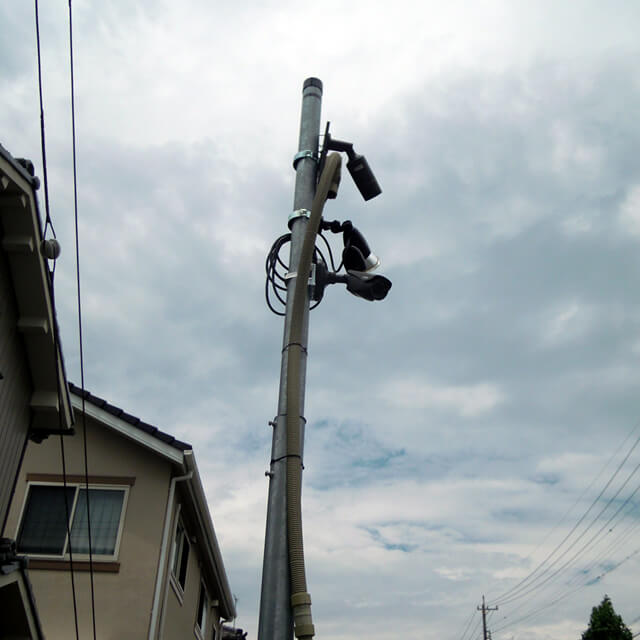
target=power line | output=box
[66,0,97,637]
[501,419,640,583]
[483,420,640,638]
[457,608,478,640]
[34,2,80,638]
[496,459,640,608]
[489,431,640,607]
[492,545,640,637]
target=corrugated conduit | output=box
[287,153,342,639]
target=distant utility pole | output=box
[478,596,498,640]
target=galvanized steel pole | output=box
[258,77,323,640]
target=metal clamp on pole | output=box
[288,208,311,228]
[292,150,317,170]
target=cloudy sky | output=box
[3,1,640,639]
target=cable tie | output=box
[270,455,305,469]
[271,454,302,464]
[282,342,308,354]
[276,414,307,424]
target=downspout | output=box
[148,470,192,640]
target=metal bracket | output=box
[288,208,310,226]
[292,150,317,170]
[284,263,316,287]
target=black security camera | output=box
[318,123,381,201]
[341,220,379,272]
[312,258,392,303]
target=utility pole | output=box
[257,77,323,640]
[478,596,498,640]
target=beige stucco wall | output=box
[159,494,223,640]
[3,412,173,640]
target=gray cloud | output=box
[3,3,640,639]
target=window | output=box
[171,519,189,592]
[17,483,127,559]
[196,581,208,638]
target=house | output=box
[1,143,73,638]
[1,141,238,638]
[0,143,74,527]
[4,383,237,639]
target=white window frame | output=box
[169,515,190,600]
[195,579,209,640]
[15,481,129,562]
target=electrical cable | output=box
[34,3,80,638]
[67,0,97,637]
[492,546,640,637]
[484,422,640,639]
[491,418,640,601]
[482,423,640,638]
[265,228,338,316]
[457,608,478,640]
[490,510,640,639]
[489,431,640,606]
[490,487,640,635]
[496,459,640,608]
[34,0,54,240]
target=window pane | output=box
[172,521,185,577]
[197,583,208,630]
[178,533,189,589]
[17,485,75,555]
[69,488,124,555]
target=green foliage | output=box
[581,595,632,640]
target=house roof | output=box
[0,143,73,437]
[67,383,236,621]
[68,382,191,451]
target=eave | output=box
[0,145,73,438]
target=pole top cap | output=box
[303,77,323,93]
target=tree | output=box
[581,595,632,640]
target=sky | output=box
[2,1,640,639]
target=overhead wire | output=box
[495,457,640,608]
[66,0,98,637]
[496,418,640,588]
[485,424,640,637]
[457,608,478,640]
[489,429,640,607]
[34,2,80,638]
[491,516,640,638]
[492,545,640,637]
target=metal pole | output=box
[258,77,323,640]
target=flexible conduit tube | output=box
[287,153,342,640]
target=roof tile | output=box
[68,382,191,451]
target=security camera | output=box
[319,123,381,201]
[343,271,392,301]
[345,152,381,202]
[312,259,392,303]
[341,221,379,272]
